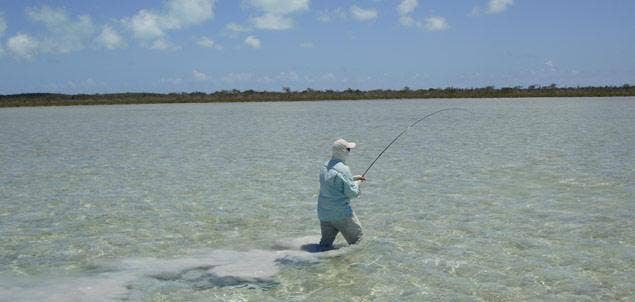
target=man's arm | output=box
[338,171,361,199]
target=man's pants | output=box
[319,214,363,249]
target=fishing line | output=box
[361,108,472,177]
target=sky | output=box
[0,0,633,94]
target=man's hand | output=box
[353,175,366,182]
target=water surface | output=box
[1,98,633,301]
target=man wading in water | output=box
[317,139,366,251]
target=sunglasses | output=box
[346,148,351,152]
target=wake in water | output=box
[0,236,358,301]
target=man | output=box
[317,138,366,250]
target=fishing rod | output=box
[361,108,471,178]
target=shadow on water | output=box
[299,243,344,253]
[300,243,327,253]
[149,265,279,290]
[0,236,358,301]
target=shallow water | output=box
[1,98,633,301]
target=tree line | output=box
[1,84,634,107]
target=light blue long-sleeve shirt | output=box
[317,158,360,221]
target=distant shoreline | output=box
[1,85,634,107]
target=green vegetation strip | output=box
[2,85,634,107]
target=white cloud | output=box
[399,15,416,27]
[350,5,378,22]
[164,0,215,27]
[150,38,181,51]
[472,0,514,16]
[246,0,308,30]
[317,6,380,23]
[247,0,309,15]
[251,13,294,30]
[395,1,448,32]
[544,60,557,72]
[159,77,184,86]
[221,72,255,84]
[0,14,5,57]
[488,0,514,14]
[277,70,299,82]
[469,7,483,17]
[125,0,215,48]
[244,35,261,49]
[7,33,39,60]
[193,69,208,81]
[65,78,107,91]
[397,0,419,27]
[225,22,251,33]
[26,6,95,54]
[299,41,314,48]
[397,0,418,16]
[197,36,222,50]
[96,25,125,50]
[0,13,6,37]
[316,7,347,23]
[424,16,449,31]
[127,9,164,40]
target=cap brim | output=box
[346,142,356,149]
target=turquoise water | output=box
[1,98,633,301]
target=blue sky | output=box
[0,0,633,94]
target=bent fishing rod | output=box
[361,108,472,178]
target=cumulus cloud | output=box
[246,0,309,30]
[544,60,557,72]
[350,5,378,22]
[164,0,215,26]
[397,0,418,16]
[472,0,514,15]
[7,33,39,60]
[225,22,251,33]
[316,7,347,23]
[299,41,314,48]
[396,1,448,32]
[26,6,95,54]
[64,78,107,92]
[247,0,309,15]
[149,38,180,51]
[252,14,294,30]
[221,72,255,85]
[193,69,208,81]
[397,0,418,27]
[127,9,164,40]
[0,14,5,57]
[0,13,5,57]
[0,13,6,37]
[125,0,215,48]
[398,15,416,27]
[488,0,514,13]
[197,36,222,50]
[316,5,379,23]
[96,25,125,50]
[159,77,184,86]
[424,16,449,31]
[244,35,261,49]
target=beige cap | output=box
[333,138,356,150]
